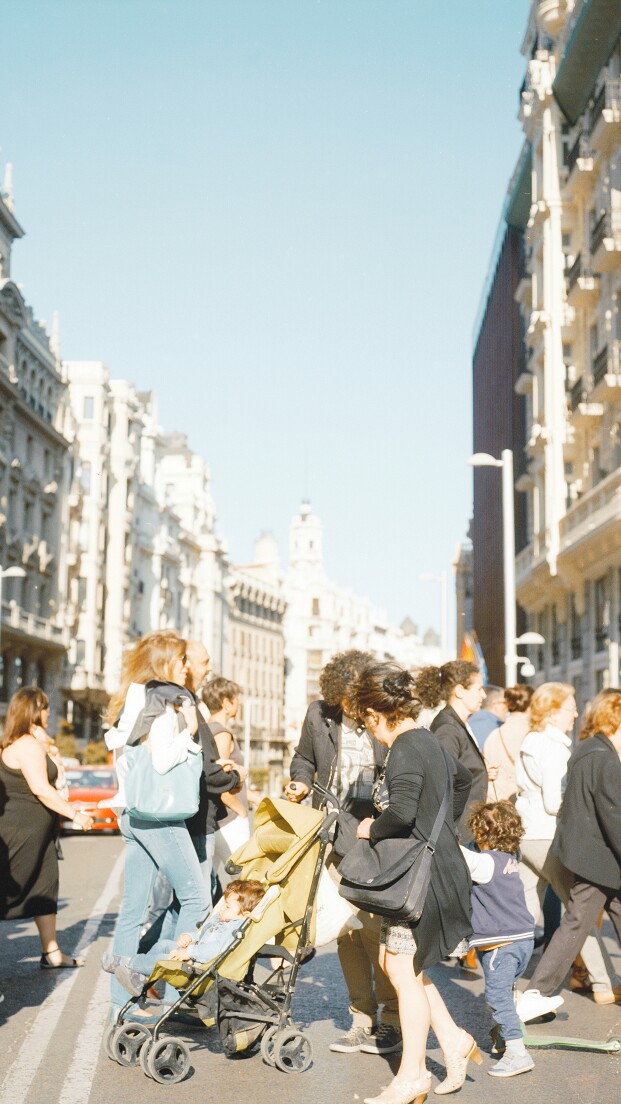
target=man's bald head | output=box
[186,641,212,694]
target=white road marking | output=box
[57,966,113,1104]
[0,849,125,1104]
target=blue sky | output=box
[1,0,527,639]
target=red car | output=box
[61,767,120,833]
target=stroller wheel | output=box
[261,1026,280,1066]
[274,1029,313,1074]
[139,1039,153,1077]
[146,1037,191,1084]
[103,1023,121,1061]
[110,1022,152,1067]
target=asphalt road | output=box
[1,835,620,1104]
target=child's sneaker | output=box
[488,1053,534,1078]
[115,962,149,997]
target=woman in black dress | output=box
[351,663,479,1104]
[0,687,93,967]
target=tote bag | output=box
[338,756,451,922]
[124,743,202,821]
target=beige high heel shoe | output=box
[434,1034,482,1095]
[364,1073,432,1104]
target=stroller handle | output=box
[312,781,341,811]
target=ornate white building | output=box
[0,175,71,724]
[283,501,443,741]
[495,0,621,707]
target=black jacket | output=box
[431,705,487,843]
[552,733,621,890]
[290,699,385,808]
[370,728,473,970]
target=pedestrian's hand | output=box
[177,933,192,947]
[487,765,499,781]
[356,817,373,839]
[216,758,237,772]
[170,948,190,961]
[285,780,309,803]
[179,703,199,736]
[73,809,94,832]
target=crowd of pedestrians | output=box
[1,637,621,1101]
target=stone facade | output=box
[480,1,621,709]
[0,189,71,724]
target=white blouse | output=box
[515,724,573,840]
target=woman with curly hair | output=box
[518,689,621,1018]
[351,662,477,1104]
[286,649,401,1057]
[414,661,486,845]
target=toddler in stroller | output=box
[103,880,266,995]
[104,794,337,1084]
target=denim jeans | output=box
[111,812,209,1009]
[190,831,216,902]
[480,938,534,1042]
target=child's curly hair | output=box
[225,879,265,914]
[467,801,525,855]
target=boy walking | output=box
[461,801,540,1078]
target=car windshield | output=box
[66,769,116,789]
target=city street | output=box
[1,836,619,1104]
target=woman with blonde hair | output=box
[518,689,621,1016]
[0,688,93,967]
[514,682,619,1020]
[105,630,209,1013]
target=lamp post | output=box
[419,571,449,659]
[0,564,27,696]
[469,450,517,684]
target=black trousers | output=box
[531,876,621,996]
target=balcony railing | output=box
[570,377,586,410]
[591,211,608,255]
[567,252,584,292]
[589,78,621,134]
[566,132,592,176]
[595,627,608,652]
[593,341,621,386]
[593,345,609,386]
[0,601,66,646]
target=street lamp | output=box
[469,450,518,684]
[0,564,27,694]
[420,571,449,659]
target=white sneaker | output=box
[516,989,564,1023]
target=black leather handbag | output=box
[337,756,452,922]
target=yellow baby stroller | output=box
[105,794,337,1084]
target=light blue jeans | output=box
[111,812,209,1009]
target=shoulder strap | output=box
[498,730,515,766]
[427,749,453,851]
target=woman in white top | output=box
[105,631,209,1012]
[516,682,618,1002]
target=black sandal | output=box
[40,951,84,969]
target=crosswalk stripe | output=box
[0,850,124,1104]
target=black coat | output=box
[290,699,385,809]
[552,733,621,891]
[431,705,487,843]
[370,728,473,970]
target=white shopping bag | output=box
[314,865,362,947]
